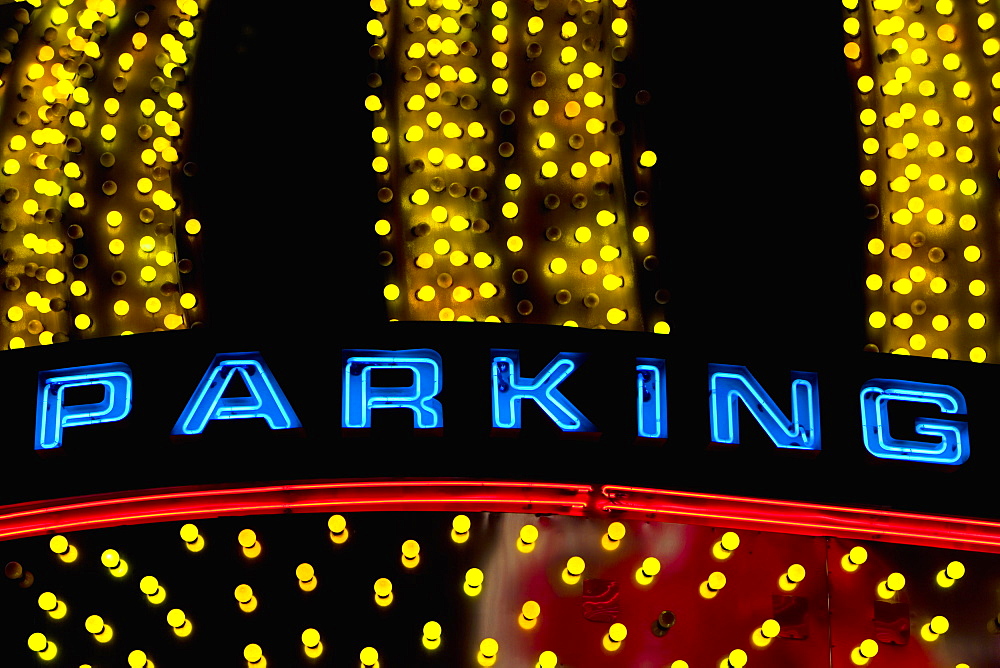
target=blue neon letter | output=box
[860,379,969,465]
[342,349,443,429]
[36,363,132,450]
[172,352,301,435]
[637,359,667,439]
[709,364,820,450]
[491,350,594,431]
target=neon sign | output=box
[860,379,970,465]
[28,349,972,467]
[709,364,820,450]
[342,350,444,429]
[36,363,133,450]
[491,350,595,432]
[172,352,301,436]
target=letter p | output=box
[36,363,132,449]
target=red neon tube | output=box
[0,480,592,541]
[599,485,1000,554]
[2,481,1000,554]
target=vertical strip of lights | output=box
[0,0,206,349]
[369,0,667,332]
[846,0,1000,362]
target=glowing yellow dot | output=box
[607,308,627,325]
[869,311,887,328]
[541,162,558,178]
[910,334,927,351]
[114,300,129,316]
[109,239,125,255]
[633,227,650,243]
[639,151,657,167]
[866,274,883,290]
[603,275,624,291]
[416,285,436,301]
[965,246,982,262]
[581,259,597,275]
[433,239,451,255]
[970,280,987,296]
[971,347,988,363]
[860,170,877,186]
[930,277,948,293]
[890,175,911,192]
[893,313,914,329]
[507,236,523,252]
[970,313,987,329]
[932,315,950,330]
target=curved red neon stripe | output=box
[599,485,1000,554]
[2,481,1000,553]
[0,481,592,541]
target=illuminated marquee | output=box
[25,348,973,466]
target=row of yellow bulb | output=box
[847,0,999,361]
[371,0,658,329]
[369,0,628,13]
[0,0,204,347]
